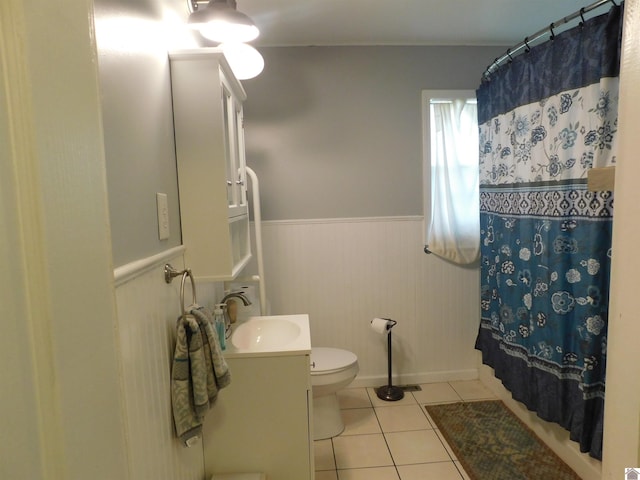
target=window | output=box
[422,90,479,265]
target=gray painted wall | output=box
[98,22,503,264]
[243,46,504,220]
[95,0,192,267]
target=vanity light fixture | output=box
[188,0,259,43]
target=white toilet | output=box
[310,347,359,440]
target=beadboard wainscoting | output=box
[113,247,205,480]
[258,216,481,387]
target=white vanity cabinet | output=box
[202,314,314,479]
[203,354,314,479]
[169,48,251,281]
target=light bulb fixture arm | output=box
[188,0,238,14]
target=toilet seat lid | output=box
[311,347,357,374]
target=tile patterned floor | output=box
[314,380,497,480]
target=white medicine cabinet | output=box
[169,48,251,281]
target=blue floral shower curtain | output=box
[474,3,623,460]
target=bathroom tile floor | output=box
[314,380,497,480]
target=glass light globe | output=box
[198,20,259,43]
[220,42,264,80]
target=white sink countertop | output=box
[222,314,311,358]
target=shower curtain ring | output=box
[524,37,531,53]
[549,23,556,41]
[579,8,586,28]
[506,48,513,63]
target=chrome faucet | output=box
[221,291,252,306]
[220,291,252,338]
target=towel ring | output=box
[164,263,197,315]
[179,270,196,316]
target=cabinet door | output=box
[235,102,248,211]
[202,355,313,479]
[221,72,248,218]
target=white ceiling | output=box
[237,0,604,47]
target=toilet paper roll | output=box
[371,317,392,334]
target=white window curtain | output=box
[426,98,479,265]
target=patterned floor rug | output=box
[425,400,582,480]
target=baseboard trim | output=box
[261,215,423,226]
[350,369,478,388]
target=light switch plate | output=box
[156,193,170,240]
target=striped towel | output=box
[191,306,231,399]
[171,306,231,447]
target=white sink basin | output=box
[231,316,302,350]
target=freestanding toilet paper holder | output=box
[374,318,404,401]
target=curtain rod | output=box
[482,0,618,81]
